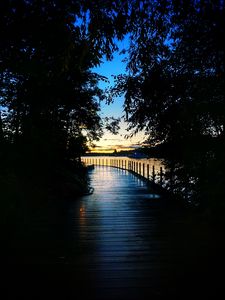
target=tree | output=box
[0,0,129,164]
[112,0,225,211]
[0,1,132,251]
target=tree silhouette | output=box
[0,1,133,169]
[0,0,224,217]
[112,0,225,212]
[0,1,130,246]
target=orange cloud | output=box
[88,144,140,153]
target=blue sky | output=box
[93,54,125,119]
[91,38,146,153]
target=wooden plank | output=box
[5,165,222,300]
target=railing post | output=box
[160,167,163,186]
[152,165,155,183]
[143,163,145,178]
[147,164,149,180]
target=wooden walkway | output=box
[3,166,224,299]
[63,166,223,299]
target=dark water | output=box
[3,166,224,299]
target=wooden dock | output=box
[3,166,225,299]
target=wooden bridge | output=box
[3,158,223,300]
[66,165,221,299]
[81,156,166,187]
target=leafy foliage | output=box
[1,2,98,160]
[0,1,129,240]
[112,0,225,212]
[0,0,224,218]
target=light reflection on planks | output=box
[64,166,185,299]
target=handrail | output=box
[81,156,166,188]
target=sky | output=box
[90,38,146,153]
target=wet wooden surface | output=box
[63,166,224,299]
[3,166,225,299]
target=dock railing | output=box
[81,156,167,189]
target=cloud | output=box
[103,138,123,141]
[88,143,141,153]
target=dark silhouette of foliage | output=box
[1,0,224,235]
[0,0,129,248]
[0,5,225,299]
[104,116,121,135]
[0,0,130,163]
[1,2,95,161]
[111,0,225,214]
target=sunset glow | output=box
[88,121,146,153]
[90,45,146,153]
[88,146,134,154]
